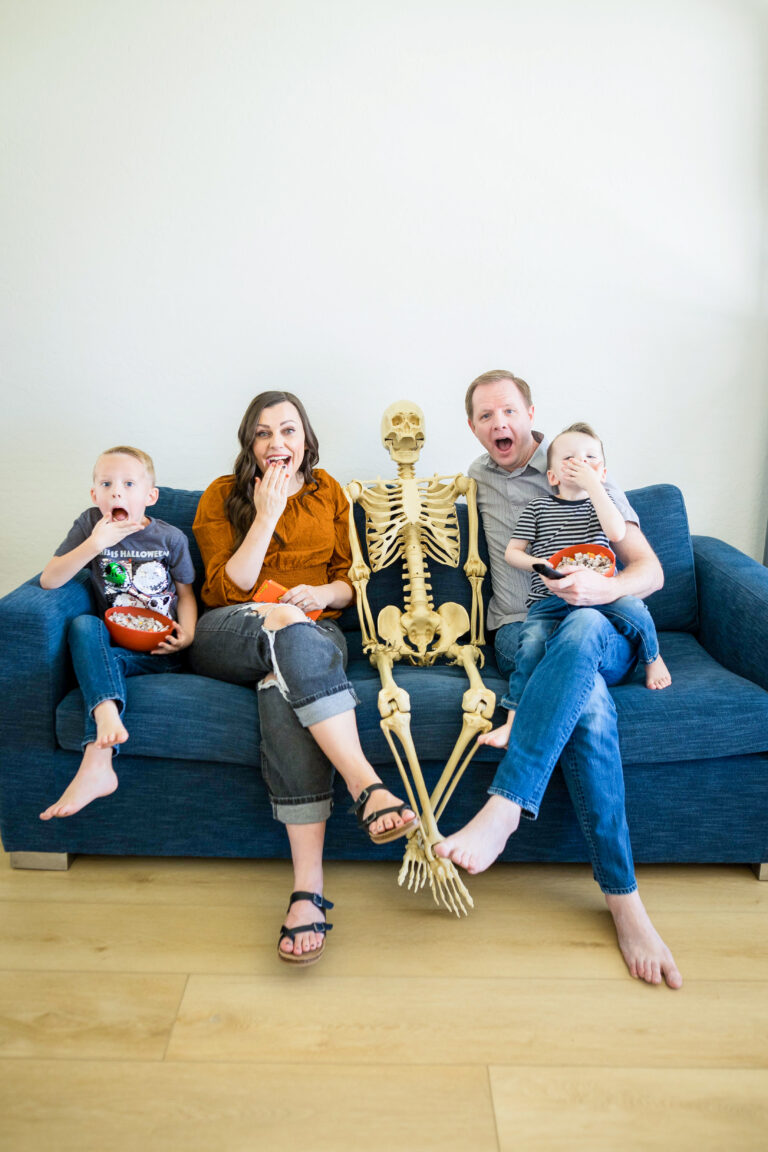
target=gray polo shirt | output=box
[469,433,638,629]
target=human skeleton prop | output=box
[345,402,496,916]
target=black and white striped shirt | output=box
[469,435,638,627]
[515,495,613,604]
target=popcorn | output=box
[109,611,167,632]
[555,552,613,575]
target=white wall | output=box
[2,0,766,595]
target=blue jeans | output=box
[493,608,638,895]
[503,594,659,710]
[190,604,358,825]
[69,614,185,751]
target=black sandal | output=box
[277,891,334,966]
[353,783,419,845]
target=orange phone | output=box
[253,579,322,620]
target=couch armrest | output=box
[0,574,93,752]
[693,535,768,692]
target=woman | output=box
[191,391,417,965]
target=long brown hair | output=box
[226,391,320,547]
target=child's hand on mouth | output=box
[91,515,143,551]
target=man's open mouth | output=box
[494,437,513,452]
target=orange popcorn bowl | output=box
[104,606,175,651]
[548,543,616,577]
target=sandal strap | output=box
[352,783,389,819]
[287,890,334,912]
[279,921,333,941]
[359,802,409,830]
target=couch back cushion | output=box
[625,484,698,632]
[153,481,697,634]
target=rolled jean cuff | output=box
[500,694,519,712]
[487,784,538,821]
[295,686,359,727]
[272,796,334,825]
[598,881,638,896]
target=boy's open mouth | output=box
[111,507,129,522]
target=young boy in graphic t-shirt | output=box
[38,446,197,819]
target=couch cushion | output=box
[625,484,698,633]
[56,631,768,770]
[56,673,262,766]
[611,631,768,763]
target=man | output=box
[435,370,682,989]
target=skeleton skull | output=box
[381,401,425,464]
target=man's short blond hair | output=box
[465,370,533,421]
[96,446,156,485]
[546,423,605,471]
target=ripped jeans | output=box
[189,604,358,825]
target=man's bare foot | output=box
[93,700,129,748]
[39,743,118,820]
[645,655,671,690]
[477,711,515,749]
[279,895,328,960]
[605,890,682,988]
[434,795,522,874]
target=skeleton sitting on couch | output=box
[345,401,496,915]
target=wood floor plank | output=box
[0,972,186,1060]
[490,1066,768,1151]
[2,852,766,914]
[0,1059,498,1152]
[167,974,768,1068]
[1,898,766,981]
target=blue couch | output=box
[1,484,767,876]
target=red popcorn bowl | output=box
[548,543,616,577]
[104,606,174,651]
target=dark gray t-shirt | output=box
[55,509,195,618]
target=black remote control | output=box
[532,562,567,580]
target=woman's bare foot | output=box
[434,795,522,874]
[93,700,129,748]
[279,896,328,960]
[645,655,671,690]
[605,890,682,988]
[477,711,515,749]
[39,743,118,820]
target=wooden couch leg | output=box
[10,851,72,871]
[751,863,767,881]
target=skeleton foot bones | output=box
[346,401,496,918]
[398,828,474,918]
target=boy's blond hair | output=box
[546,423,605,472]
[95,446,156,485]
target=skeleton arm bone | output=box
[455,474,488,646]
[344,481,378,649]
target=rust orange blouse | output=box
[193,469,354,618]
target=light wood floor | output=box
[0,847,766,1151]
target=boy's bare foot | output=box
[93,700,129,748]
[477,712,515,750]
[434,795,522,874]
[279,895,328,959]
[39,743,118,820]
[645,655,671,690]
[605,890,682,988]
